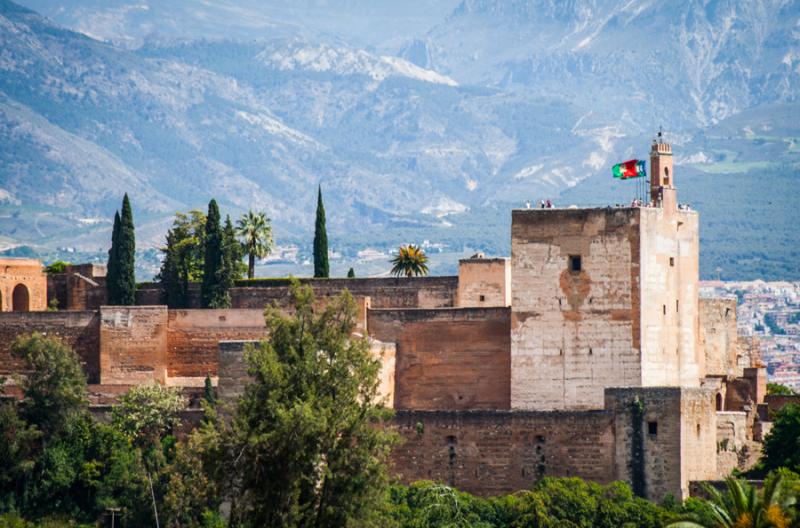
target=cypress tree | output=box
[106,210,120,304]
[116,193,136,305]
[347,267,355,278]
[313,185,329,278]
[202,199,225,308]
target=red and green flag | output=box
[612,159,646,179]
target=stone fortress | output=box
[0,141,777,501]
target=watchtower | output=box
[650,139,676,212]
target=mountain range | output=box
[0,0,798,280]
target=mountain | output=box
[1,0,798,280]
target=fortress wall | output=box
[136,277,458,310]
[391,410,616,497]
[100,306,168,385]
[0,311,100,382]
[457,258,510,307]
[605,387,716,501]
[699,297,739,377]
[510,208,643,410]
[368,308,511,410]
[638,208,701,388]
[166,309,266,382]
[0,258,47,312]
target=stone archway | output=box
[12,283,30,312]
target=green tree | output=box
[0,403,42,512]
[107,194,136,305]
[347,267,355,278]
[763,403,800,473]
[313,185,329,278]
[767,383,796,396]
[203,374,216,408]
[201,199,228,308]
[666,473,795,527]
[390,245,429,277]
[219,281,396,527]
[106,210,121,304]
[236,210,273,279]
[10,334,88,437]
[44,261,70,274]
[223,214,244,285]
[111,384,183,450]
[156,210,206,308]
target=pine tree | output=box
[116,193,137,305]
[313,185,329,278]
[106,210,121,304]
[202,199,224,308]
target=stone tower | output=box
[650,141,676,212]
[510,144,700,410]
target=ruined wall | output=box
[136,276,458,310]
[510,208,642,410]
[0,311,100,382]
[0,258,47,312]
[725,367,767,411]
[100,306,168,385]
[457,258,510,307]
[638,207,701,388]
[605,387,716,501]
[166,309,266,384]
[699,297,739,377]
[715,411,748,476]
[48,264,107,311]
[391,410,615,496]
[368,308,511,410]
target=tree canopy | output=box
[390,244,429,277]
[216,281,395,527]
[313,185,329,278]
[107,194,136,305]
[236,210,273,279]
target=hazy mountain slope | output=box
[1,0,798,280]
[16,0,460,49]
[405,0,799,130]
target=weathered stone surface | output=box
[369,307,511,410]
[0,258,47,312]
[0,311,100,381]
[457,258,510,307]
[699,297,739,377]
[391,409,616,497]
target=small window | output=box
[696,423,701,436]
[669,257,675,267]
[589,348,593,355]
[676,300,679,312]
[663,305,666,315]
[647,421,658,436]
[479,294,486,302]
[446,435,457,445]
[569,255,582,273]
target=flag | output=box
[612,159,646,179]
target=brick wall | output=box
[391,410,616,496]
[368,308,511,410]
[166,309,266,381]
[100,306,168,384]
[135,276,458,310]
[0,311,100,382]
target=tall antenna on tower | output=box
[657,126,663,144]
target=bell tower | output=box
[650,133,676,212]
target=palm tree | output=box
[235,210,273,279]
[667,474,794,528]
[390,244,429,278]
